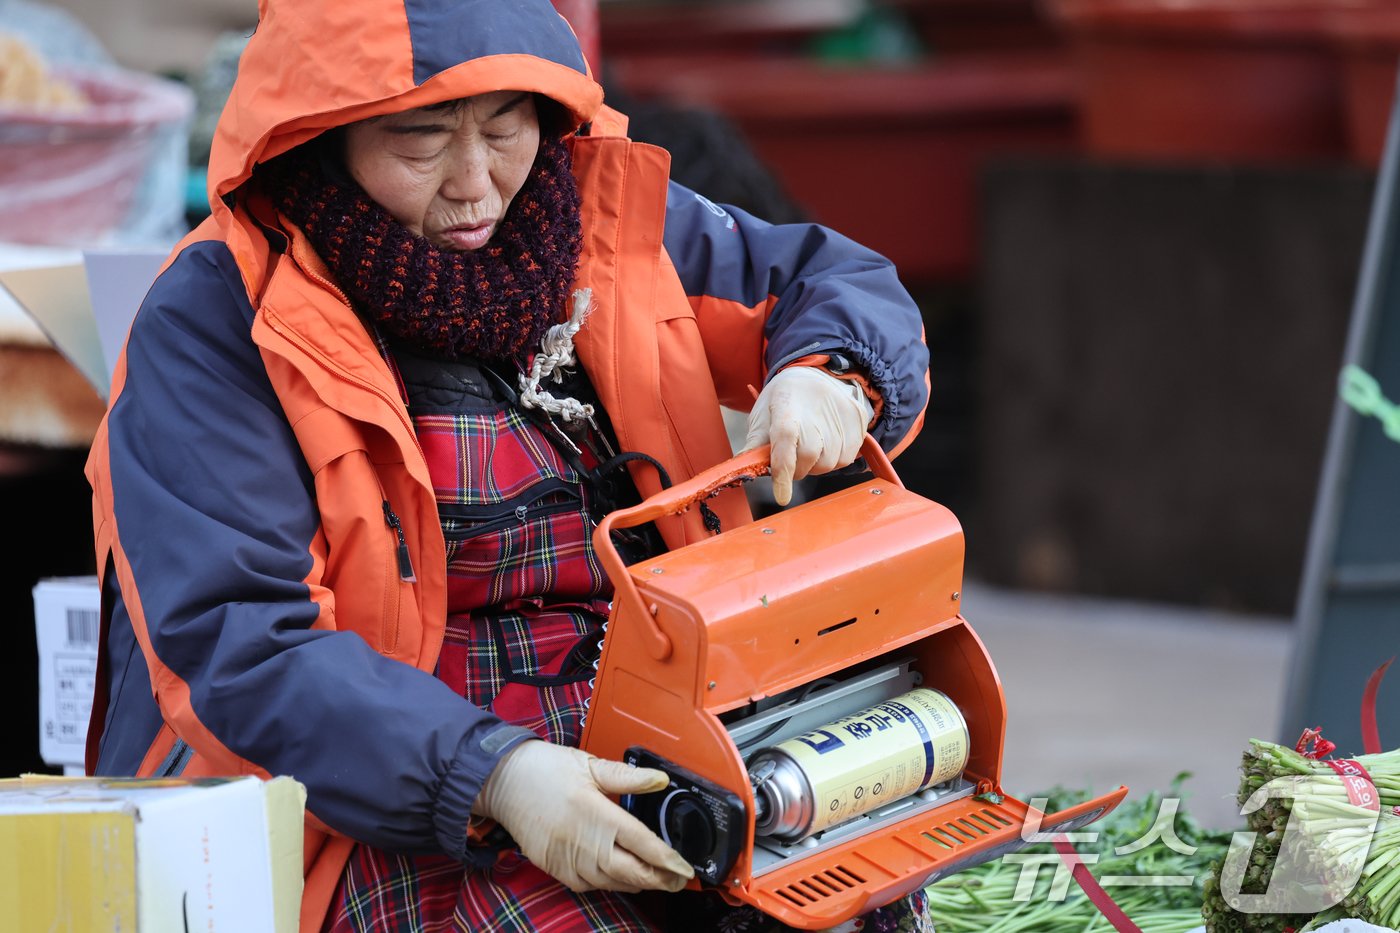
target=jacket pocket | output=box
[303,429,408,656]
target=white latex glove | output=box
[742,366,875,506]
[473,739,694,893]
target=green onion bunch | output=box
[1200,850,1315,933]
[1201,739,1400,932]
[1239,740,1400,814]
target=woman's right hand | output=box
[473,739,696,893]
[742,365,874,506]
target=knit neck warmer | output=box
[260,135,582,362]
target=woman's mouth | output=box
[441,222,494,251]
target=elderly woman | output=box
[85,1,931,931]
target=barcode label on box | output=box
[66,608,98,646]
[48,654,96,746]
[34,578,101,767]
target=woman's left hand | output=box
[474,740,694,893]
[742,366,874,506]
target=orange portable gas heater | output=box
[581,438,1126,929]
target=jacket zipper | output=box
[438,477,577,521]
[442,493,582,543]
[158,738,192,777]
[296,242,354,308]
[382,501,417,582]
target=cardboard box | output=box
[0,773,305,932]
[33,576,101,772]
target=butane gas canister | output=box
[747,688,970,843]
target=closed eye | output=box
[386,124,453,137]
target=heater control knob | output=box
[622,747,746,886]
[660,790,715,863]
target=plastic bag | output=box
[0,4,193,248]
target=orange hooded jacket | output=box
[84,1,930,928]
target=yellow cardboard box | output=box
[0,774,305,932]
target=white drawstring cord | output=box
[519,288,595,423]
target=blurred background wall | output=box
[6,0,1399,773]
[590,0,1390,619]
[38,0,252,75]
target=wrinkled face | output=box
[344,91,541,252]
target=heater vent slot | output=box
[980,808,1014,827]
[775,866,866,906]
[955,818,986,838]
[817,617,857,637]
[922,808,1009,850]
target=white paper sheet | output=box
[81,249,166,387]
[0,243,165,399]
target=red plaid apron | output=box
[324,346,932,933]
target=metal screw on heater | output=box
[870,489,883,496]
[762,528,775,534]
[651,567,664,574]
[952,592,960,600]
[708,681,717,690]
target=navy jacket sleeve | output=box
[662,181,929,452]
[100,241,534,860]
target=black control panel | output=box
[621,747,747,886]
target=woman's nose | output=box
[441,147,491,204]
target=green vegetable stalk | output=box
[1334,811,1400,926]
[927,777,1229,933]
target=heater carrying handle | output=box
[595,435,901,660]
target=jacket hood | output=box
[208,0,603,218]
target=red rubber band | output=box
[1295,727,1337,760]
[1053,836,1144,933]
[1361,658,1393,756]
